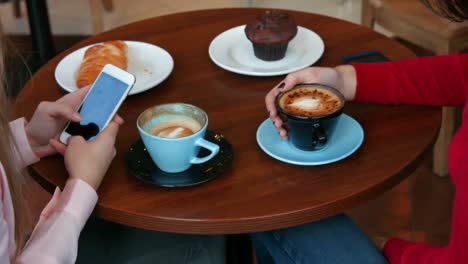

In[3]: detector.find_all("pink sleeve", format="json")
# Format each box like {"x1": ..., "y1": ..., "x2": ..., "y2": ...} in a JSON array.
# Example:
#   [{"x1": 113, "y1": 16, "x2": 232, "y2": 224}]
[
  {"x1": 0, "y1": 201, "x2": 12, "y2": 263},
  {"x1": 9, "y1": 118, "x2": 39, "y2": 168},
  {"x1": 353, "y1": 54, "x2": 468, "y2": 106},
  {"x1": 17, "y1": 179, "x2": 98, "y2": 264}
]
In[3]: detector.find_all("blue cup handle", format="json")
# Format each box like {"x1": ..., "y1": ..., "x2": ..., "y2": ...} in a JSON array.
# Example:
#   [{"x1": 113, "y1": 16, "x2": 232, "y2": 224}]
[{"x1": 190, "y1": 138, "x2": 220, "y2": 164}]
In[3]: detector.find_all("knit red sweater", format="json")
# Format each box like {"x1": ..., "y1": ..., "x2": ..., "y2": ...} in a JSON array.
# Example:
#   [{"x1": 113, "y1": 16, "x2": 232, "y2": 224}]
[{"x1": 353, "y1": 54, "x2": 468, "y2": 264}]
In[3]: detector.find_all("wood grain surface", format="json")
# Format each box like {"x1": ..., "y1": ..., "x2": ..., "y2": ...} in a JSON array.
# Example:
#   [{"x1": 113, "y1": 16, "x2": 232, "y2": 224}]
[{"x1": 15, "y1": 8, "x2": 441, "y2": 234}]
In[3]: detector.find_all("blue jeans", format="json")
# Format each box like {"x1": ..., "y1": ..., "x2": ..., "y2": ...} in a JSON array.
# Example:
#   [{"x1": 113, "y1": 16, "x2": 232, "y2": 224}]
[{"x1": 250, "y1": 214, "x2": 388, "y2": 264}]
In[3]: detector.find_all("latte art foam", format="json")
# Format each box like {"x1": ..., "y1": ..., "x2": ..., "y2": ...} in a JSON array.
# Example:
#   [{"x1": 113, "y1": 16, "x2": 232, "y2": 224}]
[
  {"x1": 153, "y1": 126, "x2": 194, "y2": 138},
  {"x1": 288, "y1": 97, "x2": 320, "y2": 110},
  {"x1": 148, "y1": 115, "x2": 202, "y2": 139},
  {"x1": 279, "y1": 86, "x2": 343, "y2": 117}
]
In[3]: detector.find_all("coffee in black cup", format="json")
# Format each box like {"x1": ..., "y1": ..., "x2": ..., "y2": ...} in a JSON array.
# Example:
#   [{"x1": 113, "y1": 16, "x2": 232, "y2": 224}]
[{"x1": 275, "y1": 84, "x2": 345, "y2": 151}]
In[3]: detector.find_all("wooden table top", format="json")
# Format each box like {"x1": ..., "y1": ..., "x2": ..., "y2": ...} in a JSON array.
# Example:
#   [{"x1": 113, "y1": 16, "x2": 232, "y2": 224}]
[{"x1": 15, "y1": 8, "x2": 441, "y2": 234}]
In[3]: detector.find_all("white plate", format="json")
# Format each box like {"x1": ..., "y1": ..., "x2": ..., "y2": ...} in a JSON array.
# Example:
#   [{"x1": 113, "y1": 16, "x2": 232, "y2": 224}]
[
  {"x1": 55, "y1": 41, "x2": 174, "y2": 95},
  {"x1": 209, "y1": 25, "x2": 324, "y2": 76},
  {"x1": 256, "y1": 114, "x2": 364, "y2": 165}
]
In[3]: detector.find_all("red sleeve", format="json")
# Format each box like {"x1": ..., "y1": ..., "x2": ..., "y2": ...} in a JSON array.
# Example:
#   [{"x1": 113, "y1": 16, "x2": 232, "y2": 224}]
[
  {"x1": 354, "y1": 54, "x2": 468, "y2": 264},
  {"x1": 382, "y1": 176, "x2": 468, "y2": 264},
  {"x1": 383, "y1": 238, "x2": 447, "y2": 264},
  {"x1": 353, "y1": 54, "x2": 468, "y2": 106}
]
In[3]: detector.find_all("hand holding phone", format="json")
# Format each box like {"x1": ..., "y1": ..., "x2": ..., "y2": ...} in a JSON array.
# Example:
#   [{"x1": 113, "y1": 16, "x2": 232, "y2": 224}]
[
  {"x1": 64, "y1": 120, "x2": 121, "y2": 190},
  {"x1": 60, "y1": 64, "x2": 135, "y2": 144}
]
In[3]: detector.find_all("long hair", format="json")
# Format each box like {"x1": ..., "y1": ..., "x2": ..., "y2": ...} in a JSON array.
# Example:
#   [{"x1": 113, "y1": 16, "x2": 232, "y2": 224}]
[
  {"x1": 0, "y1": 23, "x2": 31, "y2": 252},
  {"x1": 421, "y1": 0, "x2": 468, "y2": 22}
]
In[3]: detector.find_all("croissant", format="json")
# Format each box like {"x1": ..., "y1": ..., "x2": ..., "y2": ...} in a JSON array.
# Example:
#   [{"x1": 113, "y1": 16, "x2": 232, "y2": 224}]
[{"x1": 76, "y1": 40, "x2": 128, "y2": 88}]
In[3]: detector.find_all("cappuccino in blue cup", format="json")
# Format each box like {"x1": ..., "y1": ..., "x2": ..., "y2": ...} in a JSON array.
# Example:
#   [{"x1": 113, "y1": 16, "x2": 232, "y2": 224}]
[{"x1": 137, "y1": 103, "x2": 220, "y2": 173}]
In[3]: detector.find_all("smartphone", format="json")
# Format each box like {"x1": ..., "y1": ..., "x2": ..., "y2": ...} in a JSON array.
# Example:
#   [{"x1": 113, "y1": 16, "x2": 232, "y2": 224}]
[
  {"x1": 342, "y1": 50, "x2": 389, "y2": 64},
  {"x1": 59, "y1": 64, "x2": 135, "y2": 144}
]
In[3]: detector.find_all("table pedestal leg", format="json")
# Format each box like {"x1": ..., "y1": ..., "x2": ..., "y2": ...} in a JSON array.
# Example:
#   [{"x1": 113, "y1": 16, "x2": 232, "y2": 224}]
[{"x1": 226, "y1": 234, "x2": 254, "y2": 264}]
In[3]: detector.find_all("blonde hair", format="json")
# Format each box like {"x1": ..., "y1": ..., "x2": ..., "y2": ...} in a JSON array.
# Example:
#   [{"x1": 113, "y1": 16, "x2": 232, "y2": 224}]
[{"x1": 0, "y1": 24, "x2": 31, "y2": 252}]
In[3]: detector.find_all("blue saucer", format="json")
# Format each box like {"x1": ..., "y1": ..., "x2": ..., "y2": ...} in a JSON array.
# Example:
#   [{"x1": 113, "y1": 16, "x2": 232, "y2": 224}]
[{"x1": 256, "y1": 114, "x2": 364, "y2": 165}]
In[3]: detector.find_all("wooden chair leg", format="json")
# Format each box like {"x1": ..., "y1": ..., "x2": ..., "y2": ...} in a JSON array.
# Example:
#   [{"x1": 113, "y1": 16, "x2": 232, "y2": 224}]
[
  {"x1": 361, "y1": 0, "x2": 374, "y2": 28},
  {"x1": 433, "y1": 107, "x2": 457, "y2": 177},
  {"x1": 12, "y1": 0, "x2": 21, "y2": 17},
  {"x1": 89, "y1": 0, "x2": 104, "y2": 34},
  {"x1": 101, "y1": 0, "x2": 113, "y2": 12},
  {"x1": 432, "y1": 43, "x2": 459, "y2": 178}
]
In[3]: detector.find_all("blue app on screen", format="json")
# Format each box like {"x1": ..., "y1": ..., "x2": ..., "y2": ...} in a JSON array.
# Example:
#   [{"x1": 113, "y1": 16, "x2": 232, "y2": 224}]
[{"x1": 66, "y1": 72, "x2": 128, "y2": 140}]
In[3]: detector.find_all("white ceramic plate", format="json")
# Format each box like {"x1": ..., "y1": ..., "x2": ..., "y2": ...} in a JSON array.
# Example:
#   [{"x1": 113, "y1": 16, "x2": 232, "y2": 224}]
[
  {"x1": 55, "y1": 40, "x2": 174, "y2": 95},
  {"x1": 256, "y1": 114, "x2": 364, "y2": 165},
  {"x1": 209, "y1": 25, "x2": 325, "y2": 76}
]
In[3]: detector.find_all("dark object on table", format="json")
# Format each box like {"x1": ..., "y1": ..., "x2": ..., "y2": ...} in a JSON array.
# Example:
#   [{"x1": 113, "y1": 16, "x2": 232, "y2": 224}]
[
  {"x1": 126, "y1": 130, "x2": 233, "y2": 187},
  {"x1": 342, "y1": 50, "x2": 389, "y2": 64},
  {"x1": 245, "y1": 10, "x2": 297, "y2": 61}
]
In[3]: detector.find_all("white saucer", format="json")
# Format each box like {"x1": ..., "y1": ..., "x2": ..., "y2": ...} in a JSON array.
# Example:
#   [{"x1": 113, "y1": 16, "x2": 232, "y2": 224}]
[
  {"x1": 256, "y1": 114, "x2": 364, "y2": 165},
  {"x1": 208, "y1": 25, "x2": 324, "y2": 76},
  {"x1": 55, "y1": 40, "x2": 174, "y2": 95}
]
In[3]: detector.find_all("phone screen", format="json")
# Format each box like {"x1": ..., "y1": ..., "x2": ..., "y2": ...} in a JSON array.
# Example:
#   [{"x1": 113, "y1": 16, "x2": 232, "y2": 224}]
[{"x1": 65, "y1": 72, "x2": 130, "y2": 141}]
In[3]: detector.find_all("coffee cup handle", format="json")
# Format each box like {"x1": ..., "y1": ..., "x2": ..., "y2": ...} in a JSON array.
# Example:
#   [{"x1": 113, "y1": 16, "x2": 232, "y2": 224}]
[
  {"x1": 190, "y1": 138, "x2": 220, "y2": 164},
  {"x1": 312, "y1": 123, "x2": 327, "y2": 148}
]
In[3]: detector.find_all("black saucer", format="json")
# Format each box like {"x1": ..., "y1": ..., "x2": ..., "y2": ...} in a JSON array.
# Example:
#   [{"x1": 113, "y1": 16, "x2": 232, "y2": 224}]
[{"x1": 126, "y1": 131, "x2": 233, "y2": 187}]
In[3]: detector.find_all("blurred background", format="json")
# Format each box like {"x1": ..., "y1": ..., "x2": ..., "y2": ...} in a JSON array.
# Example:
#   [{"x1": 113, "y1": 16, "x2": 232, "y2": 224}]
[{"x1": 0, "y1": 0, "x2": 363, "y2": 35}]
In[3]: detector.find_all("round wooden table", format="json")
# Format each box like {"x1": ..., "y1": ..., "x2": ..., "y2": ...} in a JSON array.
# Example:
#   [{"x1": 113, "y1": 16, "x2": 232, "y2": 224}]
[{"x1": 15, "y1": 8, "x2": 441, "y2": 235}]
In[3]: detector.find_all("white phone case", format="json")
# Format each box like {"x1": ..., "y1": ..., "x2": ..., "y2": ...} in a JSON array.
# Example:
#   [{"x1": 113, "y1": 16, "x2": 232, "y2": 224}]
[{"x1": 59, "y1": 64, "x2": 135, "y2": 144}]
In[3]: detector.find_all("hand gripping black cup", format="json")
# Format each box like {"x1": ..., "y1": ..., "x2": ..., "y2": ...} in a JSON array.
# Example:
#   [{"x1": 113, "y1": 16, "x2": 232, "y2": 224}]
[{"x1": 275, "y1": 83, "x2": 345, "y2": 151}]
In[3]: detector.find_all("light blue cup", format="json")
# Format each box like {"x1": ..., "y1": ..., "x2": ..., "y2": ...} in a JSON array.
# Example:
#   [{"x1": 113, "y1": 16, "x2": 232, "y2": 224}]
[{"x1": 137, "y1": 103, "x2": 220, "y2": 173}]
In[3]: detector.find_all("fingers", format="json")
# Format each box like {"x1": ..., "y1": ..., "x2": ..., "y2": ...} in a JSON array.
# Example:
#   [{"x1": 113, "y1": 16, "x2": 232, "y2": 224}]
[
  {"x1": 96, "y1": 121, "x2": 120, "y2": 145},
  {"x1": 279, "y1": 128, "x2": 288, "y2": 140},
  {"x1": 113, "y1": 114, "x2": 125, "y2": 125},
  {"x1": 80, "y1": 85, "x2": 92, "y2": 94},
  {"x1": 68, "y1": 135, "x2": 86, "y2": 146},
  {"x1": 34, "y1": 145, "x2": 57, "y2": 158},
  {"x1": 272, "y1": 115, "x2": 283, "y2": 129},
  {"x1": 58, "y1": 85, "x2": 91, "y2": 108},
  {"x1": 50, "y1": 139, "x2": 67, "y2": 155},
  {"x1": 271, "y1": 115, "x2": 288, "y2": 140},
  {"x1": 265, "y1": 91, "x2": 277, "y2": 117},
  {"x1": 266, "y1": 68, "x2": 328, "y2": 140},
  {"x1": 371, "y1": 236, "x2": 389, "y2": 250},
  {"x1": 39, "y1": 101, "x2": 82, "y2": 122},
  {"x1": 266, "y1": 81, "x2": 290, "y2": 140},
  {"x1": 280, "y1": 67, "x2": 330, "y2": 92},
  {"x1": 267, "y1": 68, "x2": 313, "y2": 114},
  {"x1": 72, "y1": 85, "x2": 91, "y2": 100},
  {"x1": 103, "y1": 121, "x2": 120, "y2": 139},
  {"x1": 279, "y1": 71, "x2": 306, "y2": 92}
]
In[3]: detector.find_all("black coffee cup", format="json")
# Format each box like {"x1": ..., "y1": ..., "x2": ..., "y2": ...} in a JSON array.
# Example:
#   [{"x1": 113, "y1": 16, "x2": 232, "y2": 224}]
[{"x1": 275, "y1": 83, "x2": 345, "y2": 151}]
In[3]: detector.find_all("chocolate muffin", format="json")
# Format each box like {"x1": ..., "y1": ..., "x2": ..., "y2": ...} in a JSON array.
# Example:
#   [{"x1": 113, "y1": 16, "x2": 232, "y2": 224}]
[{"x1": 245, "y1": 10, "x2": 298, "y2": 61}]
